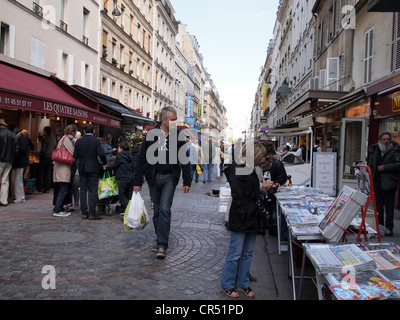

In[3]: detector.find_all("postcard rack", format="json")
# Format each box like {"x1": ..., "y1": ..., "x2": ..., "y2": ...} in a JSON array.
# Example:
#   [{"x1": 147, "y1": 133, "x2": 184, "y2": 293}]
[{"x1": 350, "y1": 164, "x2": 381, "y2": 243}]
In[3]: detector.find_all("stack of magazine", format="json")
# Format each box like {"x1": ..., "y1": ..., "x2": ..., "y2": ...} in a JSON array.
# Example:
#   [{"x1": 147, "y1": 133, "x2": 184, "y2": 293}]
[
  {"x1": 318, "y1": 186, "x2": 368, "y2": 242},
  {"x1": 304, "y1": 243, "x2": 376, "y2": 274}
]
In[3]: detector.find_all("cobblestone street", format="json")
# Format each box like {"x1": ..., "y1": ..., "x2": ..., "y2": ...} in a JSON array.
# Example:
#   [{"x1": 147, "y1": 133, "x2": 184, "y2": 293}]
[{"x1": 0, "y1": 174, "x2": 320, "y2": 301}]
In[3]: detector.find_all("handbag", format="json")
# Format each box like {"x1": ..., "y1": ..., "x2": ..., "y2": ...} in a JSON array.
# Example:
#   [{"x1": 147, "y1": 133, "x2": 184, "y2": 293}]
[
  {"x1": 124, "y1": 192, "x2": 150, "y2": 230},
  {"x1": 98, "y1": 171, "x2": 119, "y2": 200},
  {"x1": 52, "y1": 136, "x2": 74, "y2": 165}
]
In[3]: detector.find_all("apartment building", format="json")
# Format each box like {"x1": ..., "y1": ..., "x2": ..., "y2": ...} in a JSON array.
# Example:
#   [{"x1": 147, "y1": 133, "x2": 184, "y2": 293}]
[
  {"x1": 1, "y1": 0, "x2": 99, "y2": 88},
  {"x1": 100, "y1": 0, "x2": 153, "y2": 116},
  {"x1": 152, "y1": 0, "x2": 178, "y2": 118}
]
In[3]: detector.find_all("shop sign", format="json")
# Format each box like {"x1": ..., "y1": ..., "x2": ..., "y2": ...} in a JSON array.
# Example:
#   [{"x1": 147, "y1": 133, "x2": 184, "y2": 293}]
[
  {"x1": 0, "y1": 90, "x2": 121, "y2": 128},
  {"x1": 373, "y1": 90, "x2": 400, "y2": 119}
]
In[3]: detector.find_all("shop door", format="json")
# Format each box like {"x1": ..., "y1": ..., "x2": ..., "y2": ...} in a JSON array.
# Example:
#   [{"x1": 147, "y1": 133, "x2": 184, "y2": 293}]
[{"x1": 338, "y1": 118, "x2": 367, "y2": 192}]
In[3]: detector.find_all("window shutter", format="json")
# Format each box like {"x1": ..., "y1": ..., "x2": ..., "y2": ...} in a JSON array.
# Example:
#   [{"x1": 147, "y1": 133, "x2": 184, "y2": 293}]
[
  {"x1": 327, "y1": 57, "x2": 339, "y2": 91},
  {"x1": 364, "y1": 28, "x2": 373, "y2": 84}
]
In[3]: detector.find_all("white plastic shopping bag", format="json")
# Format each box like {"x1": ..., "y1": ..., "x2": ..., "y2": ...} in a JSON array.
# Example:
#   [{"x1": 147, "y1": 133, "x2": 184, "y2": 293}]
[{"x1": 124, "y1": 192, "x2": 150, "y2": 230}]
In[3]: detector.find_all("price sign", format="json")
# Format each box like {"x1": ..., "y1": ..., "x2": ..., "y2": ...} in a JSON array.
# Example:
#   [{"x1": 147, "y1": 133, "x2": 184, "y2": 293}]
[{"x1": 313, "y1": 152, "x2": 337, "y2": 196}]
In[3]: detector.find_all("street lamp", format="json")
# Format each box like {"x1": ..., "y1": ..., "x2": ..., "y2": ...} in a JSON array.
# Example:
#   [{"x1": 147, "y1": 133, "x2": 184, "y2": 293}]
[{"x1": 104, "y1": 0, "x2": 121, "y2": 16}]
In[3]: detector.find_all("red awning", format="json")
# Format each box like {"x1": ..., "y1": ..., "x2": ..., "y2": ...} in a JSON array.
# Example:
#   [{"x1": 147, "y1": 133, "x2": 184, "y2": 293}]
[{"x1": 0, "y1": 62, "x2": 121, "y2": 128}]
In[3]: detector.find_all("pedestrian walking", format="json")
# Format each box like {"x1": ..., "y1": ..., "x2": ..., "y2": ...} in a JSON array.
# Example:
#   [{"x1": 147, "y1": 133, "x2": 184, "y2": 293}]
[
  {"x1": 202, "y1": 136, "x2": 215, "y2": 183},
  {"x1": 133, "y1": 106, "x2": 191, "y2": 259},
  {"x1": 186, "y1": 136, "x2": 199, "y2": 183},
  {"x1": 73, "y1": 123, "x2": 106, "y2": 220},
  {"x1": 0, "y1": 119, "x2": 17, "y2": 206},
  {"x1": 36, "y1": 126, "x2": 56, "y2": 193},
  {"x1": 12, "y1": 127, "x2": 29, "y2": 203},
  {"x1": 220, "y1": 140, "x2": 267, "y2": 298},
  {"x1": 104, "y1": 140, "x2": 135, "y2": 215},
  {"x1": 53, "y1": 124, "x2": 77, "y2": 217},
  {"x1": 214, "y1": 140, "x2": 221, "y2": 179},
  {"x1": 368, "y1": 132, "x2": 400, "y2": 236}
]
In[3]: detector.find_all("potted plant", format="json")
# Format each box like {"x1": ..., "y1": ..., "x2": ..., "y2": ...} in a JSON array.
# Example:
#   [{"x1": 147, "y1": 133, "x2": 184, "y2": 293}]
[
  {"x1": 120, "y1": 64, "x2": 125, "y2": 71},
  {"x1": 102, "y1": 48, "x2": 107, "y2": 58},
  {"x1": 129, "y1": 69, "x2": 134, "y2": 76},
  {"x1": 112, "y1": 58, "x2": 118, "y2": 65}
]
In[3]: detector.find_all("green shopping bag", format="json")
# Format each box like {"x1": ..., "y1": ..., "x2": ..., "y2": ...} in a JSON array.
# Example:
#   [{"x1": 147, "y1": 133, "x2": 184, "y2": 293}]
[{"x1": 98, "y1": 171, "x2": 119, "y2": 200}]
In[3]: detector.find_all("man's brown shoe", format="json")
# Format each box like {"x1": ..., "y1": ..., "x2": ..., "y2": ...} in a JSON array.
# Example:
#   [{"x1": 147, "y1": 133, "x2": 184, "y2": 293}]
[
  {"x1": 89, "y1": 215, "x2": 102, "y2": 220},
  {"x1": 156, "y1": 247, "x2": 166, "y2": 259}
]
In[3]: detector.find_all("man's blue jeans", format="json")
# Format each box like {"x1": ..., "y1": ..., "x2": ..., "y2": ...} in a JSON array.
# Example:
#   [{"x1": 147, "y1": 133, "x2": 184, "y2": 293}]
[
  {"x1": 148, "y1": 173, "x2": 177, "y2": 249},
  {"x1": 220, "y1": 231, "x2": 257, "y2": 290}
]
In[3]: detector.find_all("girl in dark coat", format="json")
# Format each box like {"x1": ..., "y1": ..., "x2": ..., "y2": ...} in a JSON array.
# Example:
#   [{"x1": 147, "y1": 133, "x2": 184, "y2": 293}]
[{"x1": 220, "y1": 140, "x2": 267, "y2": 298}]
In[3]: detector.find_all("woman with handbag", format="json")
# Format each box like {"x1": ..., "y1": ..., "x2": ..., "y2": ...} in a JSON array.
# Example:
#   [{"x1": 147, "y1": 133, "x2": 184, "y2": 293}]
[
  {"x1": 220, "y1": 140, "x2": 267, "y2": 298},
  {"x1": 52, "y1": 124, "x2": 77, "y2": 217}
]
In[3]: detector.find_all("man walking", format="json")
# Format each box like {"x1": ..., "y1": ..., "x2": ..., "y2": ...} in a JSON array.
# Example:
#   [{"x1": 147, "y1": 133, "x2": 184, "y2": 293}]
[
  {"x1": 133, "y1": 106, "x2": 191, "y2": 259},
  {"x1": 368, "y1": 132, "x2": 400, "y2": 236},
  {"x1": 0, "y1": 119, "x2": 17, "y2": 206},
  {"x1": 202, "y1": 136, "x2": 215, "y2": 183},
  {"x1": 74, "y1": 123, "x2": 106, "y2": 220}
]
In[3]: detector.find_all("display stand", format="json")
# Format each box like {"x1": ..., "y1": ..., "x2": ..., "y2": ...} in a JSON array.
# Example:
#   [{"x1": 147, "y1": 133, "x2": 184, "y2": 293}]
[{"x1": 355, "y1": 164, "x2": 381, "y2": 242}]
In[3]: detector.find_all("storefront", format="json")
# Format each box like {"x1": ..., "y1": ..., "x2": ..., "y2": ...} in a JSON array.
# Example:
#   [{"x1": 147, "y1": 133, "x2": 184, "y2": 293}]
[
  {"x1": 367, "y1": 70, "x2": 400, "y2": 208},
  {"x1": 0, "y1": 59, "x2": 121, "y2": 183},
  {"x1": 312, "y1": 88, "x2": 370, "y2": 192}
]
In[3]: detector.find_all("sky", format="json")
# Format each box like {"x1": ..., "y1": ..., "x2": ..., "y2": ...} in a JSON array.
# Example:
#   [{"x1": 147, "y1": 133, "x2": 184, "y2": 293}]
[{"x1": 171, "y1": 0, "x2": 280, "y2": 138}]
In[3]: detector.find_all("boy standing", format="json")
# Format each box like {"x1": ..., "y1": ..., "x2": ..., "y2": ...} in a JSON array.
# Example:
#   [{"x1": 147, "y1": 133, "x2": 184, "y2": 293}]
[{"x1": 104, "y1": 141, "x2": 135, "y2": 215}]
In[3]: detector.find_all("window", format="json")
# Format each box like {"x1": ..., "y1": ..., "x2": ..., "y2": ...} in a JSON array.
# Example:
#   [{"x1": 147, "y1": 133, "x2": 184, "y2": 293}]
[
  {"x1": 364, "y1": 28, "x2": 373, "y2": 84},
  {"x1": 31, "y1": 37, "x2": 45, "y2": 69},
  {"x1": 82, "y1": 8, "x2": 89, "y2": 45},
  {"x1": 0, "y1": 23, "x2": 9, "y2": 55},
  {"x1": 391, "y1": 12, "x2": 400, "y2": 72},
  {"x1": 339, "y1": 53, "x2": 345, "y2": 91}
]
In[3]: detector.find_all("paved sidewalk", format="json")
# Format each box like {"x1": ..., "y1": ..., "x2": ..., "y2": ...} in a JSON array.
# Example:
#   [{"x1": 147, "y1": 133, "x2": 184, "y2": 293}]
[{"x1": 1, "y1": 175, "x2": 398, "y2": 300}]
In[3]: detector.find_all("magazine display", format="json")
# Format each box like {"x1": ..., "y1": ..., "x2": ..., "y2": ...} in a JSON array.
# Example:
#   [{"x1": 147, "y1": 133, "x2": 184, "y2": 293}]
[
  {"x1": 318, "y1": 186, "x2": 368, "y2": 242},
  {"x1": 304, "y1": 243, "x2": 376, "y2": 274}
]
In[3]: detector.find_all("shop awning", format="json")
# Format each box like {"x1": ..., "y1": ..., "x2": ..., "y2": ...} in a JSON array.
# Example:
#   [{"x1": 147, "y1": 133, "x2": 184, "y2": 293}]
[
  {"x1": 0, "y1": 62, "x2": 121, "y2": 128},
  {"x1": 73, "y1": 85, "x2": 155, "y2": 127},
  {"x1": 262, "y1": 126, "x2": 313, "y2": 137}
]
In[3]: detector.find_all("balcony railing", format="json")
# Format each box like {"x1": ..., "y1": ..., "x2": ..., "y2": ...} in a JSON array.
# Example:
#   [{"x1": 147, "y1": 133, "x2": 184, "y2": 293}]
[
  {"x1": 60, "y1": 20, "x2": 68, "y2": 32},
  {"x1": 82, "y1": 35, "x2": 89, "y2": 45},
  {"x1": 33, "y1": 2, "x2": 43, "y2": 17}
]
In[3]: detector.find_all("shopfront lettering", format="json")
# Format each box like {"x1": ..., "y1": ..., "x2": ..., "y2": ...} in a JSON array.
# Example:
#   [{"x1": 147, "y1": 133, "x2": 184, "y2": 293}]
[
  {"x1": 0, "y1": 95, "x2": 32, "y2": 108},
  {"x1": 43, "y1": 101, "x2": 89, "y2": 118},
  {"x1": 392, "y1": 91, "x2": 400, "y2": 113}
]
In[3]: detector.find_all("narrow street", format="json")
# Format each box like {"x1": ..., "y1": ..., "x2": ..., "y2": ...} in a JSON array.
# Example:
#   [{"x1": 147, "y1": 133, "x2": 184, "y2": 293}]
[{"x1": 0, "y1": 174, "x2": 318, "y2": 301}]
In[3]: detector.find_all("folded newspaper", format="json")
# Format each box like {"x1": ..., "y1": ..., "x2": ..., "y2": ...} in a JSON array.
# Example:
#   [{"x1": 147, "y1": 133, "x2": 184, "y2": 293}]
[
  {"x1": 304, "y1": 243, "x2": 377, "y2": 274},
  {"x1": 318, "y1": 186, "x2": 368, "y2": 242}
]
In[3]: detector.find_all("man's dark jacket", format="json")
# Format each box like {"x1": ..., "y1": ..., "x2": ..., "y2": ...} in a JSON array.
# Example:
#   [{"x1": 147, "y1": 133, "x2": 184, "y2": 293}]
[
  {"x1": 0, "y1": 127, "x2": 17, "y2": 164},
  {"x1": 368, "y1": 141, "x2": 400, "y2": 191},
  {"x1": 133, "y1": 122, "x2": 191, "y2": 187},
  {"x1": 74, "y1": 134, "x2": 106, "y2": 175}
]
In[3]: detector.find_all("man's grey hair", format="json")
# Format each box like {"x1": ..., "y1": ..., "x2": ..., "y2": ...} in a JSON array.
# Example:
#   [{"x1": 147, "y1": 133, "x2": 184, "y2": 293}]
[{"x1": 161, "y1": 106, "x2": 177, "y2": 120}]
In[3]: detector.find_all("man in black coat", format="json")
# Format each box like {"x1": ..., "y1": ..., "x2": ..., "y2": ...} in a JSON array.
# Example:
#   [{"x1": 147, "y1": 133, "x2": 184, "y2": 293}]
[
  {"x1": 133, "y1": 106, "x2": 191, "y2": 259},
  {"x1": 368, "y1": 132, "x2": 400, "y2": 236},
  {"x1": 74, "y1": 123, "x2": 106, "y2": 220},
  {"x1": 13, "y1": 127, "x2": 29, "y2": 203}
]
